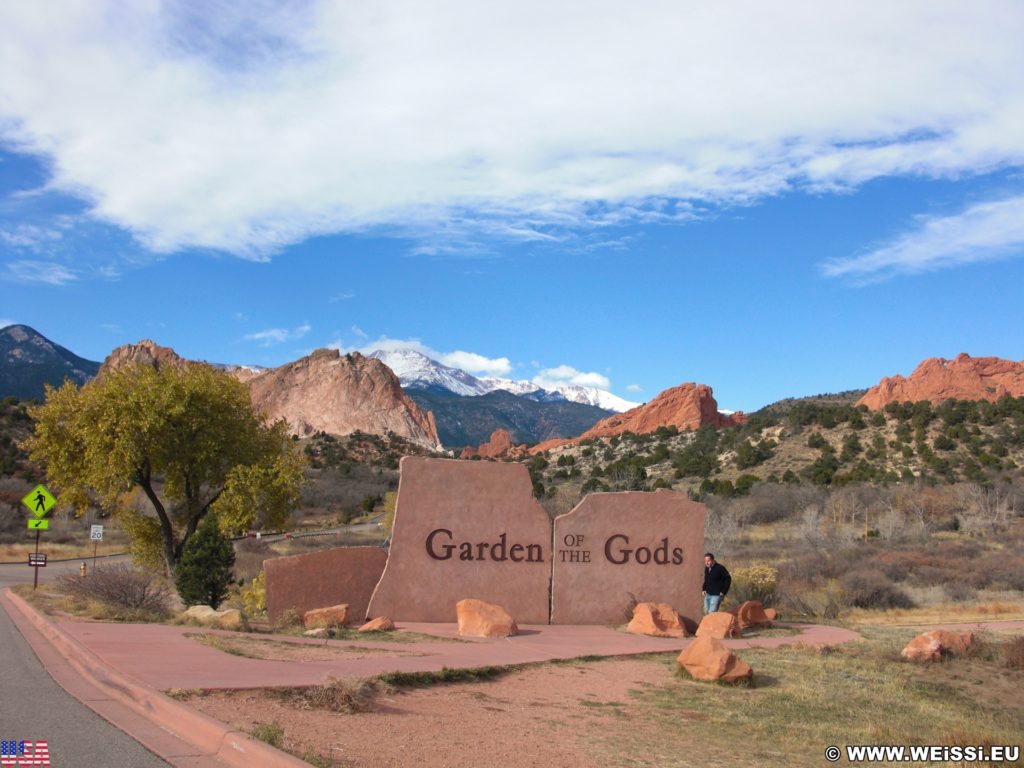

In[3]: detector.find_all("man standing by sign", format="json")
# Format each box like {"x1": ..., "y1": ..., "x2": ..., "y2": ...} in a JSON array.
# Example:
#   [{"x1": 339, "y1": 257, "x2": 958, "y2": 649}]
[{"x1": 702, "y1": 552, "x2": 731, "y2": 613}]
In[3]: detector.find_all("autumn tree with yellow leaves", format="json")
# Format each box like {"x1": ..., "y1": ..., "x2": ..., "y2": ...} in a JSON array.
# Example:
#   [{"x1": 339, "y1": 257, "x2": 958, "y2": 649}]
[{"x1": 27, "y1": 363, "x2": 304, "y2": 577}]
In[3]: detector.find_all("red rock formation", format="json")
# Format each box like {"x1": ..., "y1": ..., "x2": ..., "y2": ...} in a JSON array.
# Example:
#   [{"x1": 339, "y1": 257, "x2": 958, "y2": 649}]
[
  {"x1": 97, "y1": 339, "x2": 188, "y2": 376},
  {"x1": 247, "y1": 349, "x2": 441, "y2": 448},
  {"x1": 460, "y1": 428, "x2": 528, "y2": 459},
  {"x1": 528, "y1": 382, "x2": 743, "y2": 454},
  {"x1": 858, "y1": 354, "x2": 1024, "y2": 410}
]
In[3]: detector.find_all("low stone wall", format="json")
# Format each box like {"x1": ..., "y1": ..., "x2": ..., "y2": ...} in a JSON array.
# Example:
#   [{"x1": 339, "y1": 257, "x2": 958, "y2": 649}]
[{"x1": 264, "y1": 545, "x2": 387, "y2": 625}]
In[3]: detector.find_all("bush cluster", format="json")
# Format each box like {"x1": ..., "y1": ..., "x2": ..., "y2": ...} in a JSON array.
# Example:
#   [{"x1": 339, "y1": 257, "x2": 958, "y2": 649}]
[{"x1": 58, "y1": 564, "x2": 172, "y2": 616}]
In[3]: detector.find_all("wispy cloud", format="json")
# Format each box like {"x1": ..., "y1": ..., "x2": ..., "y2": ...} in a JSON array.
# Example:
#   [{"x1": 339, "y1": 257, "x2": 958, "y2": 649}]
[
  {"x1": 1, "y1": 3, "x2": 1023, "y2": 256},
  {"x1": 822, "y1": 195, "x2": 1024, "y2": 281},
  {"x1": 328, "y1": 291, "x2": 355, "y2": 302},
  {"x1": 0, "y1": 222, "x2": 65, "y2": 250},
  {"x1": 626, "y1": 384, "x2": 643, "y2": 393},
  {"x1": 533, "y1": 364, "x2": 611, "y2": 391},
  {"x1": 3, "y1": 260, "x2": 77, "y2": 285},
  {"x1": 244, "y1": 322, "x2": 311, "y2": 346}
]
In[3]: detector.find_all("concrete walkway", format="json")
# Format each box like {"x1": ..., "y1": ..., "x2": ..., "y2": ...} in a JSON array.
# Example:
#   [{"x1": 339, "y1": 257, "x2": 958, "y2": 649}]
[{"x1": 55, "y1": 615, "x2": 861, "y2": 690}]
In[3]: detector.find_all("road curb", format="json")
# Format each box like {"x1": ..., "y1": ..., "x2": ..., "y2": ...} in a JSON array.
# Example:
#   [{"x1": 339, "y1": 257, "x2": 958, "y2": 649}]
[{"x1": 1, "y1": 588, "x2": 308, "y2": 768}]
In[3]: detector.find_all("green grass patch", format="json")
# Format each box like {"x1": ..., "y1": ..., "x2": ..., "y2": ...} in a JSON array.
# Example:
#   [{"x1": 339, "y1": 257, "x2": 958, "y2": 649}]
[
  {"x1": 376, "y1": 665, "x2": 513, "y2": 688},
  {"x1": 250, "y1": 721, "x2": 284, "y2": 748}
]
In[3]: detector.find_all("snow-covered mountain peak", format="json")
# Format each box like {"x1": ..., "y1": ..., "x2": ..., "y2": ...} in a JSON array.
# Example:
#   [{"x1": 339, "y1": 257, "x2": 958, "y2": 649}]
[{"x1": 368, "y1": 348, "x2": 638, "y2": 412}]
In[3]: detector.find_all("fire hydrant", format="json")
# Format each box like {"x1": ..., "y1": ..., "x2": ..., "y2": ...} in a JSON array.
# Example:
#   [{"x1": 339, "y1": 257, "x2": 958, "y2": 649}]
[{"x1": 80, "y1": 562, "x2": 87, "y2": 578}]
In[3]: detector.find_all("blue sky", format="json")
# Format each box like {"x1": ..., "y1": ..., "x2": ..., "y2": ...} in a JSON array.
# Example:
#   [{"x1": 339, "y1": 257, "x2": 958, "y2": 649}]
[{"x1": 2, "y1": 2, "x2": 1024, "y2": 413}]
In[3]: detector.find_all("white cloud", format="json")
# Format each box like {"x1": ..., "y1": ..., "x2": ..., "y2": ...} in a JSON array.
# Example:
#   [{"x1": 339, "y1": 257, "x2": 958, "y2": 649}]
[
  {"x1": 3, "y1": 260, "x2": 77, "y2": 285},
  {"x1": 0, "y1": 318, "x2": 16, "y2": 328},
  {"x1": 440, "y1": 350, "x2": 511, "y2": 376},
  {"x1": 626, "y1": 384, "x2": 643, "y2": 393},
  {"x1": 1, "y1": 3, "x2": 1023, "y2": 256},
  {"x1": 354, "y1": 337, "x2": 434, "y2": 357},
  {"x1": 533, "y1": 364, "x2": 611, "y2": 391},
  {"x1": 244, "y1": 322, "x2": 311, "y2": 346},
  {"x1": 352, "y1": 336, "x2": 512, "y2": 375},
  {"x1": 328, "y1": 291, "x2": 355, "y2": 302},
  {"x1": 822, "y1": 195, "x2": 1024, "y2": 281}
]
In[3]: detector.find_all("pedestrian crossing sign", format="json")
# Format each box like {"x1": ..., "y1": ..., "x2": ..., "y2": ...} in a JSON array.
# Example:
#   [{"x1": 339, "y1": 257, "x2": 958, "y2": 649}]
[{"x1": 22, "y1": 484, "x2": 56, "y2": 518}]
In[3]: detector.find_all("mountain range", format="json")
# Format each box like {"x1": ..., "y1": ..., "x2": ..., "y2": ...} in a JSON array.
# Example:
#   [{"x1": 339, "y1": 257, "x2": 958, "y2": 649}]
[
  {"x1": 5, "y1": 324, "x2": 1023, "y2": 454},
  {"x1": 0, "y1": 326, "x2": 616, "y2": 447},
  {"x1": 0, "y1": 325, "x2": 100, "y2": 399}
]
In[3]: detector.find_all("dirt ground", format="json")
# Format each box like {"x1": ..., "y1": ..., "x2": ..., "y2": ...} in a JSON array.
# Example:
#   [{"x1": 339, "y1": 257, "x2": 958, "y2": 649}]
[
  {"x1": 177, "y1": 625, "x2": 1024, "y2": 768},
  {"x1": 182, "y1": 656, "x2": 677, "y2": 768}
]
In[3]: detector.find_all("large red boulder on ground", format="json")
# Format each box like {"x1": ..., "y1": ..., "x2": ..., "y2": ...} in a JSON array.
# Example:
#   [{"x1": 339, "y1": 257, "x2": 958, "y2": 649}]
[
  {"x1": 303, "y1": 604, "x2": 350, "y2": 629},
  {"x1": 696, "y1": 611, "x2": 742, "y2": 639},
  {"x1": 627, "y1": 602, "x2": 688, "y2": 638},
  {"x1": 677, "y1": 636, "x2": 753, "y2": 683},
  {"x1": 358, "y1": 616, "x2": 396, "y2": 632},
  {"x1": 456, "y1": 599, "x2": 518, "y2": 638},
  {"x1": 901, "y1": 629, "x2": 976, "y2": 662},
  {"x1": 731, "y1": 601, "x2": 774, "y2": 630}
]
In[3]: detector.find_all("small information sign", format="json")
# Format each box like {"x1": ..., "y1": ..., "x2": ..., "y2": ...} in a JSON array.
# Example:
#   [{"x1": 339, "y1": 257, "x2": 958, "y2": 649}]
[
  {"x1": 27, "y1": 519, "x2": 50, "y2": 531},
  {"x1": 28, "y1": 553, "x2": 47, "y2": 567},
  {"x1": 90, "y1": 525, "x2": 104, "y2": 541}
]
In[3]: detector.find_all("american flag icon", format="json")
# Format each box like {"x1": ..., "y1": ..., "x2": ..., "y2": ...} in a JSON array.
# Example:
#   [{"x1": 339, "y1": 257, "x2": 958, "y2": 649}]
[{"x1": 0, "y1": 740, "x2": 50, "y2": 766}]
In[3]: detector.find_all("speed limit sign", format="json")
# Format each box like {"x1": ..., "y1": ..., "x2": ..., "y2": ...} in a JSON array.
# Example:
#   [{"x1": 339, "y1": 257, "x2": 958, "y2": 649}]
[{"x1": 90, "y1": 525, "x2": 104, "y2": 541}]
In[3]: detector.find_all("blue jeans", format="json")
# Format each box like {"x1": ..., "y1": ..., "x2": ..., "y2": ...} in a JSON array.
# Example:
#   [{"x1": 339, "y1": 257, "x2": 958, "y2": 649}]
[{"x1": 704, "y1": 594, "x2": 723, "y2": 614}]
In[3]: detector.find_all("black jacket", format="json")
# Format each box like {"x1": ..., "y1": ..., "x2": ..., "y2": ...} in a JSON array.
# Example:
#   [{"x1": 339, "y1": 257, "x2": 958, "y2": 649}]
[{"x1": 703, "y1": 562, "x2": 731, "y2": 596}]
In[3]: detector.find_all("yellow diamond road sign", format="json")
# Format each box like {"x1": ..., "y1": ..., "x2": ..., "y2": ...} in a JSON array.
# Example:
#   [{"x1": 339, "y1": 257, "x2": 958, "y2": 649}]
[{"x1": 22, "y1": 484, "x2": 56, "y2": 518}]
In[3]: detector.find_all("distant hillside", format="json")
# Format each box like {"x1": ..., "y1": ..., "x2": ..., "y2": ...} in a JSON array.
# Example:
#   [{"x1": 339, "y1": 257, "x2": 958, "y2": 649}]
[
  {"x1": 407, "y1": 388, "x2": 613, "y2": 448},
  {"x1": 522, "y1": 395, "x2": 1024, "y2": 500},
  {"x1": 0, "y1": 325, "x2": 100, "y2": 399},
  {"x1": 754, "y1": 389, "x2": 868, "y2": 418}
]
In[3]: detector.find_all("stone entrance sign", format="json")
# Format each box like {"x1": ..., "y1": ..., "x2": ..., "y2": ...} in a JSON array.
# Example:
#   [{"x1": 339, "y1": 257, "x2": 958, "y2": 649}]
[
  {"x1": 551, "y1": 490, "x2": 704, "y2": 629},
  {"x1": 367, "y1": 457, "x2": 552, "y2": 623},
  {"x1": 265, "y1": 545, "x2": 387, "y2": 626}
]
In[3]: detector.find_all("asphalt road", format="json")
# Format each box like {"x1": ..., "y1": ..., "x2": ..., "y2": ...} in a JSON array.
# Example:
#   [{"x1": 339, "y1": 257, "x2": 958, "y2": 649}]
[
  {"x1": 0, "y1": 595, "x2": 169, "y2": 767},
  {"x1": 0, "y1": 553, "x2": 130, "y2": 590}
]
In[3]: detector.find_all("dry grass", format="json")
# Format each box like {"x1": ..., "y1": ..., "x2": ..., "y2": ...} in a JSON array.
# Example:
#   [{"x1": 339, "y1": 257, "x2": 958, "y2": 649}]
[
  {"x1": 847, "y1": 599, "x2": 1024, "y2": 625},
  {"x1": 268, "y1": 677, "x2": 377, "y2": 714},
  {"x1": 12, "y1": 582, "x2": 170, "y2": 623},
  {"x1": 609, "y1": 627, "x2": 1024, "y2": 767},
  {"x1": 0, "y1": 540, "x2": 127, "y2": 561}
]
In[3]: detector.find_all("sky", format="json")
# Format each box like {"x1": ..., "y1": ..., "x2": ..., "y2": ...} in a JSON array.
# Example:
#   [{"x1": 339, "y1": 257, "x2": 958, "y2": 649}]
[{"x1": 2, "y1": 1, "x2": 1023, "y2": 413}]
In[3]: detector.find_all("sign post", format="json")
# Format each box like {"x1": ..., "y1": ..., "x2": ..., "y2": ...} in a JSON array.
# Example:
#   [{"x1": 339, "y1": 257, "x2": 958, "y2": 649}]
[
  {"x1": 22, "y1": 484, "x2": 57, "y2": 590},
  {"x1": 90, "y1": 524, "x2": 104, "y2": 574}
]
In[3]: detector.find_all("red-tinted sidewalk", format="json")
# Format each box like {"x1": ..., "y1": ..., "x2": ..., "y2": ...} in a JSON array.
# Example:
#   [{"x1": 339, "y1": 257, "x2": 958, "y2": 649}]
[{"x1": 54, "y1": 615, "x2": 862, "y2": 689}]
